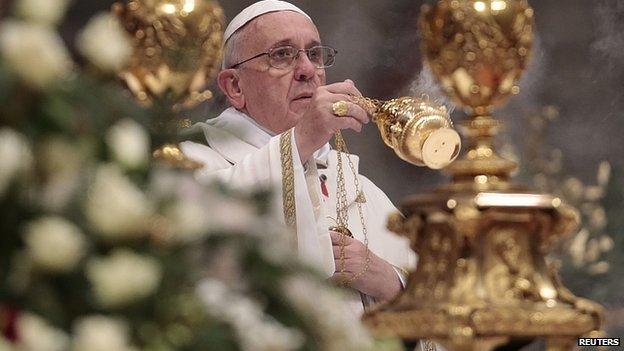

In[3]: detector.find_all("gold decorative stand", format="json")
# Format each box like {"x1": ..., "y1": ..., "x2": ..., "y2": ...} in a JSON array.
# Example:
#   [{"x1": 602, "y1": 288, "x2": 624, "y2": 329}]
[
  {"x1": 114, "y1": 0, "x2": 224, "y2": 167},
  {"x1": 362, "y1": 1, "x2": 603, "y2": 350}
]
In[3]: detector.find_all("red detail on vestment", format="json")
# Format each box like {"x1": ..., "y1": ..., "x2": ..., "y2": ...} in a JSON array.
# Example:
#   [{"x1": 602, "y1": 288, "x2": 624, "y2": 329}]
[{"x1": 320, "y1": 176, "x2": 329, "y2": 197}]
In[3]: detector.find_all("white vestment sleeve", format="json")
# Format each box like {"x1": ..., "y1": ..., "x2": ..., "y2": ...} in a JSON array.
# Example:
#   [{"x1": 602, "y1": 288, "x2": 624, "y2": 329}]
[
  {"x1": 180, "y1": 130, "x2": 335, "y2": 277},
  {"x1": 359, "y1": 175, "x2": 417, "y2": 272}
]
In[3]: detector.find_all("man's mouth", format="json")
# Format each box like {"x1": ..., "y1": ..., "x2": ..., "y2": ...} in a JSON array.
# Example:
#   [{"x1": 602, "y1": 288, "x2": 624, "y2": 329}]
[{"x1": 292, "y1": 93, "x2": 313, "y2": 101}]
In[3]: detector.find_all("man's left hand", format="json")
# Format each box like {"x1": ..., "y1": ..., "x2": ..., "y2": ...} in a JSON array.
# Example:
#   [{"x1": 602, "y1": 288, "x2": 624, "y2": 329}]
[{"x1": 329, "y1": 231, "x2": 402, "y2": 301}]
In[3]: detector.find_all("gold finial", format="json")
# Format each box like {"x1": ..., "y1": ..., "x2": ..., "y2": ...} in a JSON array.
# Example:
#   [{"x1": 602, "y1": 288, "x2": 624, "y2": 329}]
[
  {"x1": 114, "y1": 0, "x2": 224, "y2": 110},
  {"x1": 419, "y1": 0, "x2": 534, "y2": 187}
]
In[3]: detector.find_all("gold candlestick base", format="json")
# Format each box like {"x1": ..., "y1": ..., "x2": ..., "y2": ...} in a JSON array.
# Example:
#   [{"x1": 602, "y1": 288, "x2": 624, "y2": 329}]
[{"x1": 363, "y1": 191, "x2": 603, "y2": 350}]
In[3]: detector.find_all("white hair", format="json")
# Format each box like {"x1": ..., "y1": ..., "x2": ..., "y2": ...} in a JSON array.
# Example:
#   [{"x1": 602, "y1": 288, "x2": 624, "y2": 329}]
[{"x1": 221, "y1": 30, "x2": 244, "y2": 69}]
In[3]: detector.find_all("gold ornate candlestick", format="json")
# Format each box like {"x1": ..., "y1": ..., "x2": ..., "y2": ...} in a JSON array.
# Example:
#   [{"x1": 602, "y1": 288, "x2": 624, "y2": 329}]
[
  {"x1": 114, "y1": 0, "x2": 224, "y2": 110},
  {"x1": 362, "y1": 1, "x2": 603, "y2": 350},
  {"x1": 113, "y1": 0, "x2": 224, "y2": 169}
]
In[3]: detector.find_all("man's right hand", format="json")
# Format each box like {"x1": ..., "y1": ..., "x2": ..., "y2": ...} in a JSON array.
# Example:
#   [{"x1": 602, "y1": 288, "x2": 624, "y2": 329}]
[{"x1": 294, "y1": 79, "x2": 370, "y2": 163}]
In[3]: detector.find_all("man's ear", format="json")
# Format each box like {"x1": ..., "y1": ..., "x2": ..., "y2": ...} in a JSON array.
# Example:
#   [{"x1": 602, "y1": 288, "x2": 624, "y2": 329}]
[{"x1": 217, "y1": 69, "x2": 245, "y2": 109}]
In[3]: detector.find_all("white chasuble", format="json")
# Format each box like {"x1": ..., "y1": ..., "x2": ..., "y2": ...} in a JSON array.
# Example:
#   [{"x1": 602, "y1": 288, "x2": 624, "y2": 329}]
[{"x1": 180, "y1": 107, "x2": 416, "y2": 314}]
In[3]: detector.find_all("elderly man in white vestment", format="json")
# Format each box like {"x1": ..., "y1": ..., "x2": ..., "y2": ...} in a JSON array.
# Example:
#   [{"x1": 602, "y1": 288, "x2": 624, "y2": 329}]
[{"x1": 180, "y1": 0, "x2": 416, "y2": 315}]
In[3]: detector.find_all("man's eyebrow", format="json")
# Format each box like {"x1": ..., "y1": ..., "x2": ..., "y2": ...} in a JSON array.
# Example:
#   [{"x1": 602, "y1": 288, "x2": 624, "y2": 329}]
[
  {"x1": 270, "y1": 39, "x2": 294, "y2": 48},
  {"x1": 306, "y1": 40, "x2": 321, "y2": 48},
  {"x1": 269, "y1": 39, "x2": 322, "y2": 48}
]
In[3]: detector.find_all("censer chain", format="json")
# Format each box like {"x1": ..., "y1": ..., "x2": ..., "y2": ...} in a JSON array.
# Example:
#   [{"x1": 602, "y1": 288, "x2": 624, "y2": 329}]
[{"x1": 334, "y1": 130, "x2": 371, "y2": 286}]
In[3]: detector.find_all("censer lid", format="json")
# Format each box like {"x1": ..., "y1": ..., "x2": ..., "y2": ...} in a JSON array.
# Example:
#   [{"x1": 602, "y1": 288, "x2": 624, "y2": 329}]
[{"x1": 422, "y1": 128, "x2": 461, "y2": 169}]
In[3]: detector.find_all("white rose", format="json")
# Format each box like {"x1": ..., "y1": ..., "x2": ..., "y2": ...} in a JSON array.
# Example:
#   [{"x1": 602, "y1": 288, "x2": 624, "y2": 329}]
[
  {"x1": 149, "y1": 169, "x2": 257, "y2": 238},
  {"x1": 72, "y1": 315, "x2": 131, "y2": 351},
  {"x1": 15, "y1": 313, "x2": 69, "y2": 351},
  {"x1": 86, "y1": 249, "x2": 162, "y2": 308},
  {"x1": 164, "y1": 200, "x2": 211, "y2": 243},
  {"x1": 0, "y1": 128, "x2": 33, "y2": 197},
  {"x1": 0, "y1": 20, "x2": 72, "y2": 89},
  {"x1": 15, "y1": 0, "x2": 71, "y2": 26},
  {"x1": 198, "y1": 279, "x2": 303, "y2": 351},
  {"x1": 282, "y1": 275, "x2": 373, "y2": 351},
  {"x1": 38, "y1": 137, "x2": 84, "y2": 211},
  {"x1": 77, "y1": 12, "x2": 132, "y2": 72},
  {"x1": 24, "y1": 216, "x2": 87, "y2": 272},
  {"x1": 170, "y1": 193, "x2": 257, "y2": 237},
  {"x1": 208, "y1": 197, "x2": 257, "y2": 233},
  {"x1": 105, "y1": 119, "x2": 150, "y2": 169},
  {"x1": 86, "y1": 164, "x2": 154, "y2": 241},
  {"x1": 150, "y1": 168, "x2": 217, "y2": 202}
]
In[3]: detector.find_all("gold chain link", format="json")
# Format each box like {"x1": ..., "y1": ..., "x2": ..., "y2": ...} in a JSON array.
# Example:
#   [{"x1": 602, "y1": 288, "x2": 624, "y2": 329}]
[
  {"x1": 335, "y1": 116, "x2": 436, "y2": 350},
  {"x1": 334, "y1": 130, "x2": 370, "y2": 286},
  {"x1": 422, "y1": 340, "x2": 437, "y2": 351},
  {"x1": 351, "y1": 95, "x2": 382, "y2": 117}
]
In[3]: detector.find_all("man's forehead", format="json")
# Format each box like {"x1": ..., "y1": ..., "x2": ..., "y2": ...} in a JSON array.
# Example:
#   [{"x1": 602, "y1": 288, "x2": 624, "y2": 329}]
[{"x1": 243, "y1": 11, "x2": 320, "y2": 49}]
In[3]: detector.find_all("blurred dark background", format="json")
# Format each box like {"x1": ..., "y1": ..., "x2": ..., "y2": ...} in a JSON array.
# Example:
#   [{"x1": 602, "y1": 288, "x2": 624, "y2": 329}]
[
  {"x1": 3, "y1": 0, "x2": 620, "y2": 203},
  {"x1": 212, "y1": 0, "x2": 624, "y2": 206}
]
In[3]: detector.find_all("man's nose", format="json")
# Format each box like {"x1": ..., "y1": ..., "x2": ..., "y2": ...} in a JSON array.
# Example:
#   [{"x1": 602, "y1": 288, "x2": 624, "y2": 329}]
[{"x1": 293, "y1": 51, "x2": 317, "y2": 81}]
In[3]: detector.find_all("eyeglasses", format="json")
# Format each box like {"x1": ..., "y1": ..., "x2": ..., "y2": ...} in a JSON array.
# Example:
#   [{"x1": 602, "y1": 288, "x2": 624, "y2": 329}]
[{"x1": 229, "y1": 45, "x2": 338, "y2": 70}]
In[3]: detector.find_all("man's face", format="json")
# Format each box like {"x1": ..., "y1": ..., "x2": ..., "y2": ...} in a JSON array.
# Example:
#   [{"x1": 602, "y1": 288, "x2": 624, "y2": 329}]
[{"x1": 234, "y1": 11, "x2": 326, "y2": 134}]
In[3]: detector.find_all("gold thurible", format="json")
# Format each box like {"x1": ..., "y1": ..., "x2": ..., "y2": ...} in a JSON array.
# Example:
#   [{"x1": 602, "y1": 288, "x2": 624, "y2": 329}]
[
  {"x1": 352, "y1": 95, "x2": 461, "y2": 169},
  {"x1": 331, "y1": 95, "x2": 461, "y2": 289},
  {"x1": 362, "y1": 1, "x2": 603, "y2": 350}
]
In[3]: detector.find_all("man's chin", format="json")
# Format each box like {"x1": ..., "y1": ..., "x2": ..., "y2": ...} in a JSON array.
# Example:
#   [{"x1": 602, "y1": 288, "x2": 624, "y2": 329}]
[
  {"x1": 290, "y1": 98, "x2": 312, "y2": 113},
  {"x1": 286, "y1": 110, "x2": 304, "y2": 123}
]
